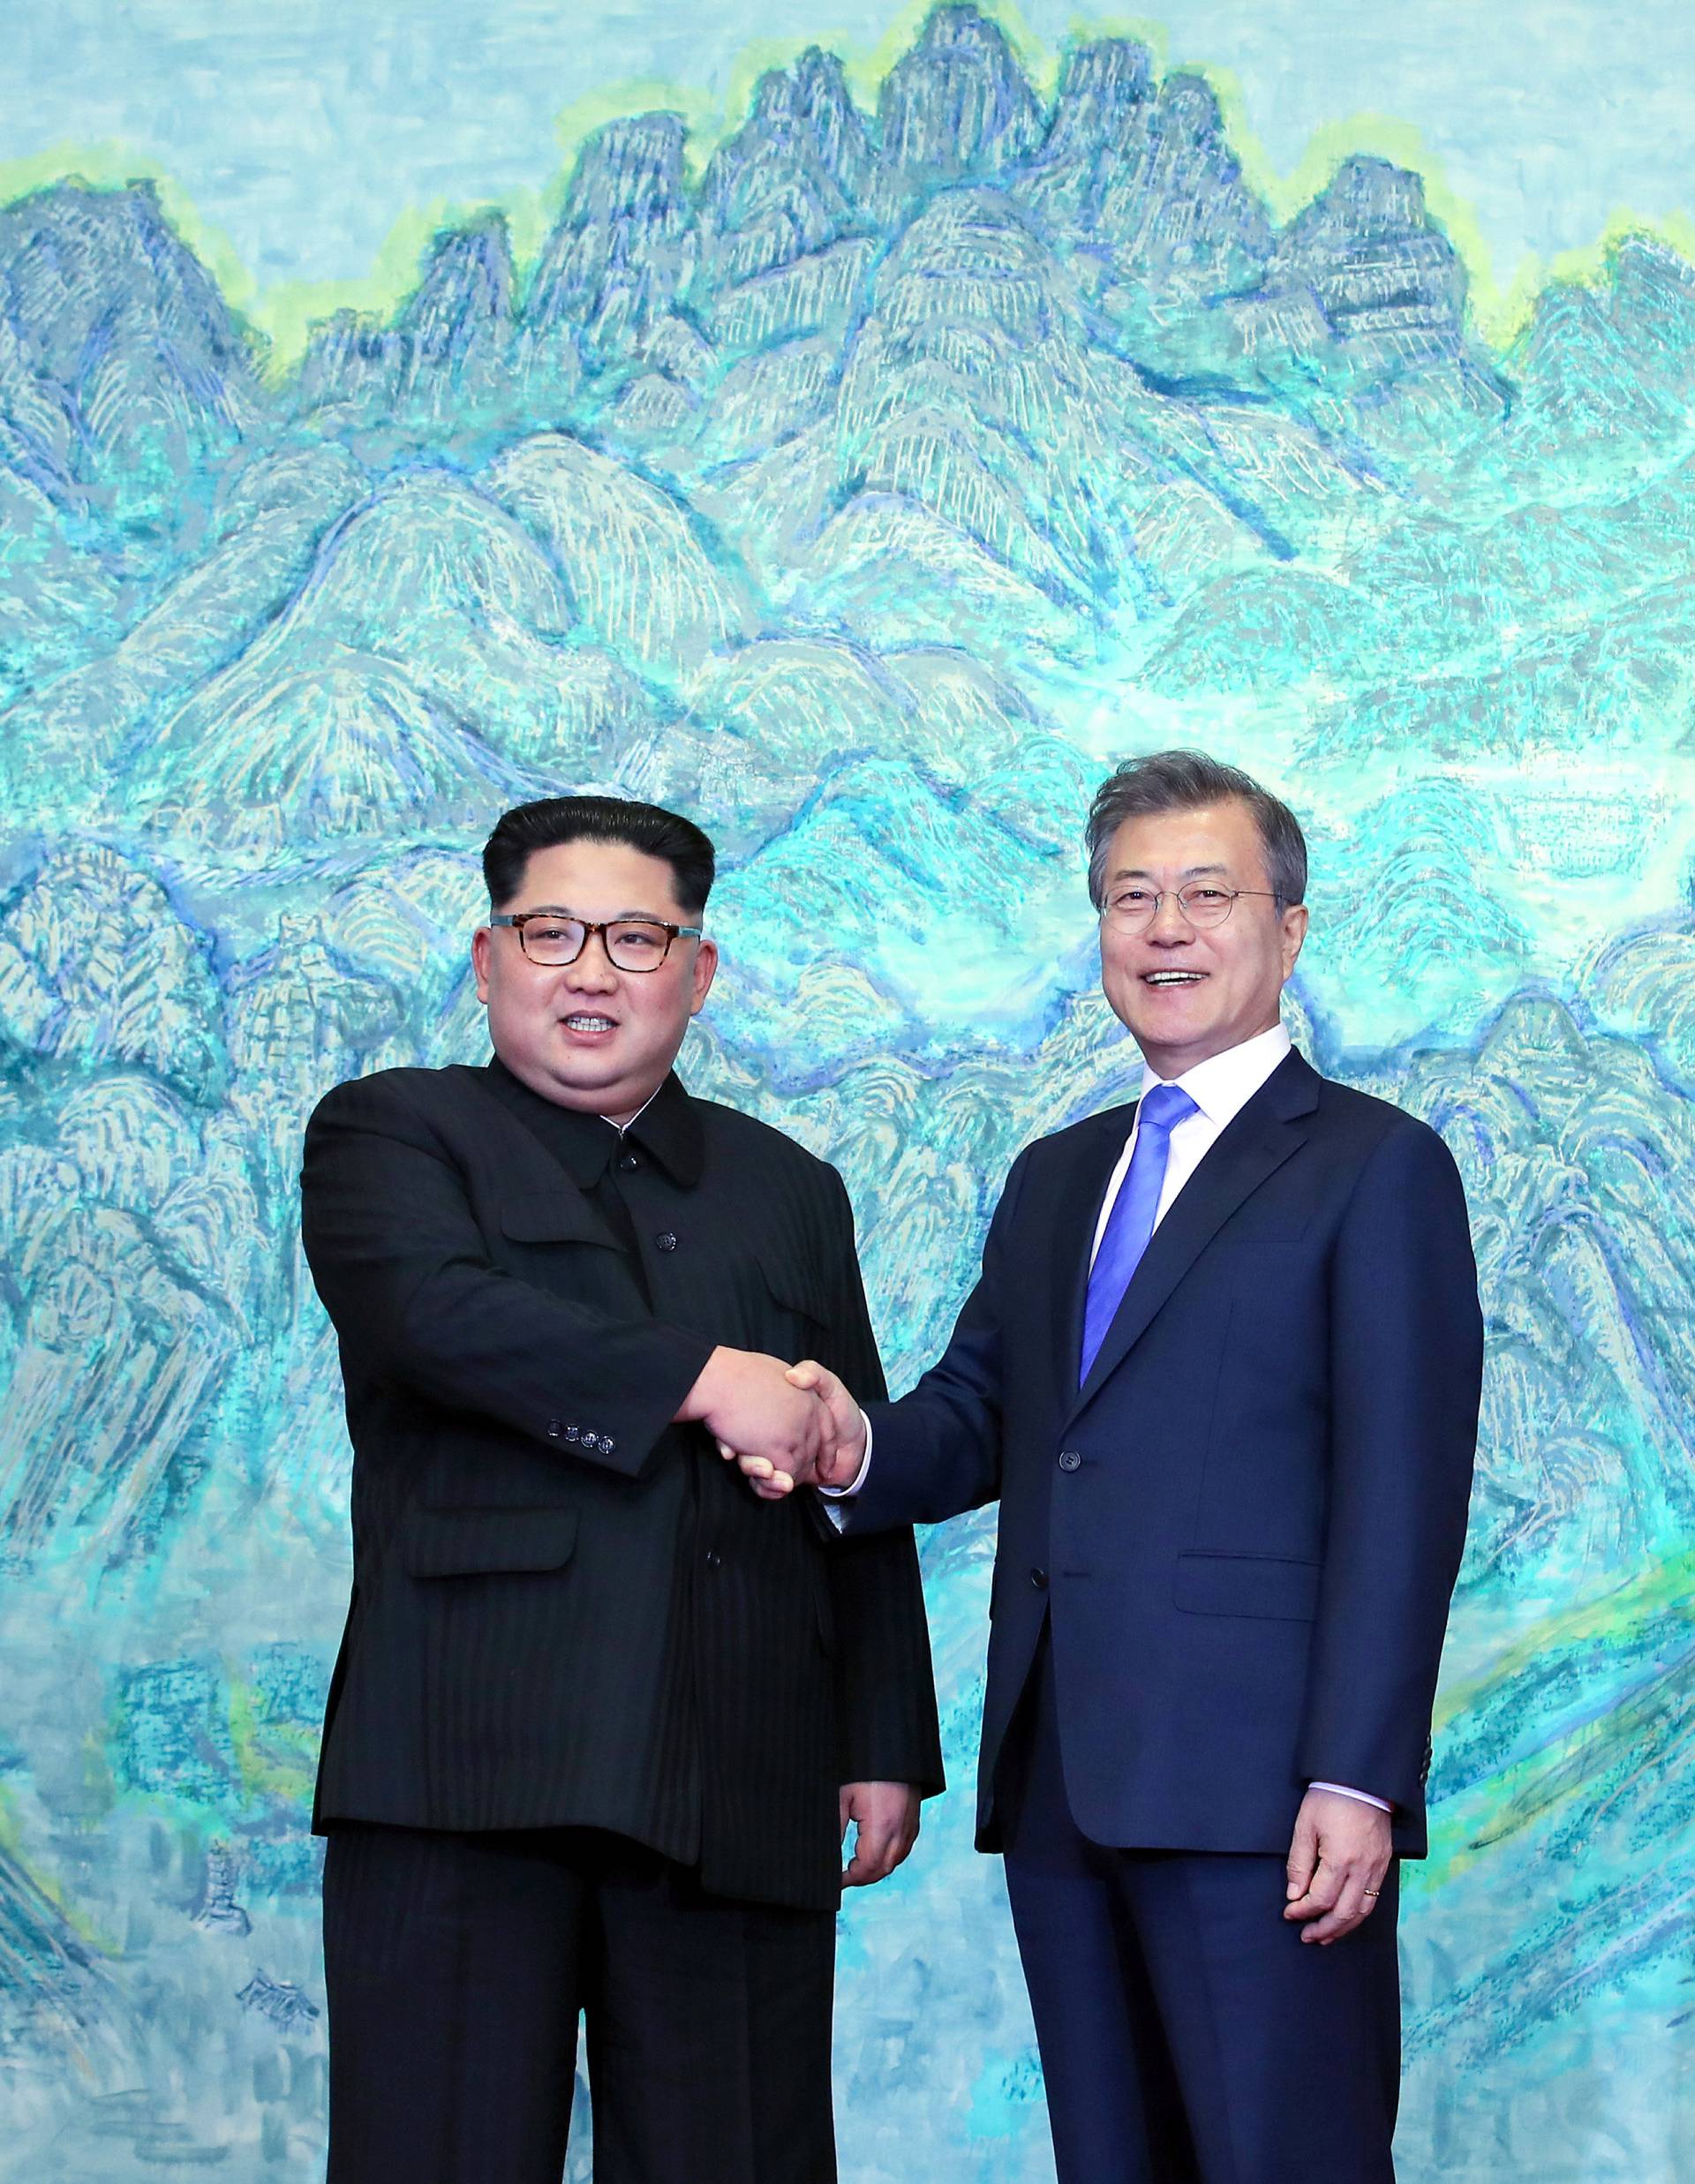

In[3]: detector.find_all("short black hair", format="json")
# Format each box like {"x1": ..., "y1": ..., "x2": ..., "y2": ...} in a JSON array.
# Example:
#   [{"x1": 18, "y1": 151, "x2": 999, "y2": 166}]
[
  {"x1": 1085, "y1": 750, "x2": 1307, "y2": 908},
  {"x1": 482, "y1": 795, "x2": 716, "y2": 915}
]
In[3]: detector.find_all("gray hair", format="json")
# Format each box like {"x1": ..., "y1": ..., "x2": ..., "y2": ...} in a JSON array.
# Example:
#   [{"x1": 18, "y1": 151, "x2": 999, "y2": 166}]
[{"x1": 1085, "y1": 749, "x2": 1308, "y2": 909}]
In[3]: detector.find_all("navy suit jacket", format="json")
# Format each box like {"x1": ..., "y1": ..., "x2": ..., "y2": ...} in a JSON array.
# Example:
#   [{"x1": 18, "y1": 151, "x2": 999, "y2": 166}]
[{"x1": 850, "y1": 1050, "x2": 1483, "y2": 1860}]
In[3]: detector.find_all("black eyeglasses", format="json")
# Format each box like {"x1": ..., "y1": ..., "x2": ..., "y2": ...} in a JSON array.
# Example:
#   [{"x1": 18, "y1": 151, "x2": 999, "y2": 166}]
[
  {"x1": 1101, "y1": 885, "x2": 1282, "y2": 932},
  {"x1": 490, "y1": 908, "x2": 704, "y2": 971}
]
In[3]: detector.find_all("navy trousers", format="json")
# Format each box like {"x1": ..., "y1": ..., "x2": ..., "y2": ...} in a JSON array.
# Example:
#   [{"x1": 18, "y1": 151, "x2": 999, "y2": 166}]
[
  {"x1": 320, "y1": 1823, "x2": 837, "y2": 2184},
  {"x1": 1000, "y1": 1644, "x2": 1402, "y2": 2184}
]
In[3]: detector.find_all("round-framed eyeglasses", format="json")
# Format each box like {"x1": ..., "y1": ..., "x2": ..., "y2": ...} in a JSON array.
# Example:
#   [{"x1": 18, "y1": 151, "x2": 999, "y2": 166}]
[
  {"x1": 1101, "y1": 884, "x2": 1282, "y2": 933},
  {"x1": 490, "y1": 908, "x2": 704, "y2": 971}
]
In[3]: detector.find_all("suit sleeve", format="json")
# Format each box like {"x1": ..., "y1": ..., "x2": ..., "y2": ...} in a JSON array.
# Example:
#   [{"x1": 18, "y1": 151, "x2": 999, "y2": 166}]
[
  {"x1": 846, "y1": 1144, "x2": 1034, "y2": 1534},
  {"x1": 812, "y1": 1168, "x2": 945, "y2": 1796},
  {"x1": 1295, "y1": 1118, "x2": 1484, "y2": 1809},
  {"x1": 299, "y1": 1073, "x2": 714, "y2": 1480}
]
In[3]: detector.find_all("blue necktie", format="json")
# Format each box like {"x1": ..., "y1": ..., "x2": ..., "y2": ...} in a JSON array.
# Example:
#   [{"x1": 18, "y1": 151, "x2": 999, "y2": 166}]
[{"x1": 1080, "y1": 1081, "x2": 1199, "y2": 1385}]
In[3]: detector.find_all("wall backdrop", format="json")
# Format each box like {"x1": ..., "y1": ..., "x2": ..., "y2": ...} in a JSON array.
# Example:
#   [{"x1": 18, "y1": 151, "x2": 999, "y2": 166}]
[{"x1": 3, "y1": 4, "x2": 1693, "y2": 2177}]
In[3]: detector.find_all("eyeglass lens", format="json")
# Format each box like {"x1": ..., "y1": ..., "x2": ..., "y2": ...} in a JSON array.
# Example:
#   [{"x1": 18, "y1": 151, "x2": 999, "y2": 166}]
[
  {"x1": 520, "y1": 917, "x2": 673, "y2": 969},
  {"x1": 1106, "y1": 886, "x2": 1236, "y2": 930}
]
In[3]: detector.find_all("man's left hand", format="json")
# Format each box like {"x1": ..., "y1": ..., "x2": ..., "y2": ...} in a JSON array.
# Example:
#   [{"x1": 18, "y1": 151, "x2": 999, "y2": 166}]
[
  {"x1": 1283, "y1": 1788, "x2": 1392, "y2": 1944},
  {"x1": 839, "y1": 1781, "x2": 922, "y2": 1887}
]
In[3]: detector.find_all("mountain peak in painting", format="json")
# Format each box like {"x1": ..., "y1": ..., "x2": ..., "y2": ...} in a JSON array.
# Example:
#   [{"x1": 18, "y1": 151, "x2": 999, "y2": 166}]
[
  {"x1": 700, "y1": 47, "x2": 876, "y2": 286},
  {"x1": 878, "y1": 3, "x2": 1045, "y2": 178},
  {"x1": 0, "y1": 8, "x2": 1608, "y2": 475},
  {"x1": 527, "y1": 111, "x2": 697, "y2": 367},
  {"x1": 0, "y1": 177, "x2": 258, "y2": 526}
]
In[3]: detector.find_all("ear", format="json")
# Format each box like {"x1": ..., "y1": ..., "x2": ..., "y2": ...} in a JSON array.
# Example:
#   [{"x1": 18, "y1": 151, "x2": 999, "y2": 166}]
[
  {"x1": 1279, "y1": 901, "x2": 1309, "y2": 981},
  {"x1": 472, "y1": 923, "x2": 493, "y2": 1005},
  {"x1": 689, "y1": 935, "x2": 719, "y2": 1017}
]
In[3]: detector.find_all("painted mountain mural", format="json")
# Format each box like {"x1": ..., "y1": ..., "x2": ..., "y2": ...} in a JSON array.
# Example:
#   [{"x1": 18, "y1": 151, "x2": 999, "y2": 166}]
[{"x1": 3, "y1": 10, "x2": 1693, "y2": 2178}]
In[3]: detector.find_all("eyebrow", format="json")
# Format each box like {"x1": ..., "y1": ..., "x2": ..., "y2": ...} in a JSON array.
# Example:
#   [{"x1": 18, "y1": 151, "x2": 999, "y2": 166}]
[{"x1": 1108, "y1": 862, "x2": 1232, "y2": 883}]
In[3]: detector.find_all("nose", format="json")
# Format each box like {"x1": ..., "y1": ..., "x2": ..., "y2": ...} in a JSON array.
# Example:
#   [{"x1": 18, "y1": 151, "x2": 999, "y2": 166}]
[
  {"x1": 1145, "y1": 893, "x2": 1196, "y2": 944},
  {"x1": 561, "y1": 932, "x2": 620, "y2": 989}
]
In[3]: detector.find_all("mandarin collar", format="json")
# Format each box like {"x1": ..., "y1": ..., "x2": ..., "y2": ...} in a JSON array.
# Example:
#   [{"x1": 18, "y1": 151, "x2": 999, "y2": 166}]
[
  {"x1": 483, "y1": 1058, "x2": 704, "y2": 1189},
  {"x1": 622, "y1": 1069, "x2": 704, "y2": 1187}
]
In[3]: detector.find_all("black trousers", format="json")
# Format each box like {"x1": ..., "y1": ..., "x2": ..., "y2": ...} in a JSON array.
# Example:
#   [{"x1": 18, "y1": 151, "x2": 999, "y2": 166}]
[
  {"x1": 321, "y1": 1824, "x2": 837, "y2": 2184},
  {"x1": 998, "y1": 1642, "x2": 1402, "y2": 2184}
]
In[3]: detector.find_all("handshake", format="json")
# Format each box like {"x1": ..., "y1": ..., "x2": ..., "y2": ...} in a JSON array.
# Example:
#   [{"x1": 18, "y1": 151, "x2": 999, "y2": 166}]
[{"x1": 676, "y1": 1348, "x2": 865, "y2": 1501}]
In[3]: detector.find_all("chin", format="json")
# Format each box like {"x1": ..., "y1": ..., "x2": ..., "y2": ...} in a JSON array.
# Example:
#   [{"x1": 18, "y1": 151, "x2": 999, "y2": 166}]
[
  {"x1": 547, "y1": 1073, "x2": 623, "y2": 1114},
  {"x1": 515, "y1": 1047, "x2": 611, "y2": 1095},
  {"x1": 1126, "y1": 1003, "x2": 1202, "y2": 1042}
]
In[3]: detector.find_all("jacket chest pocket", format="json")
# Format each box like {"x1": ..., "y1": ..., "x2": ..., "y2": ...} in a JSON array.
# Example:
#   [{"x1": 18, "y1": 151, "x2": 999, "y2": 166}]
[
  {"x1": 665, "y1": 1247, "x2": 831, "y2": 1356},
  {"x1": 496, "y1": 1195, "x2": 650, "y2": 1308},
  {"x1": 500, "y1": 1196, "x2": 623, "y2": 1251},
  {"x1": 757, "y1": 1255, "x2": 832, "y2": 1352}
]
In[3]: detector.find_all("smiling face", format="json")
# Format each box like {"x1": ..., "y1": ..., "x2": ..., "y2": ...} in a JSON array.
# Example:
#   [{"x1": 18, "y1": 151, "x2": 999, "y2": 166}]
[
  {"x1": 1097, "y1": 798, "x2": 1308, "y2": 1079},
  {"x1": 472, "y1": 837, "x2": 717, "y2": 1122}
]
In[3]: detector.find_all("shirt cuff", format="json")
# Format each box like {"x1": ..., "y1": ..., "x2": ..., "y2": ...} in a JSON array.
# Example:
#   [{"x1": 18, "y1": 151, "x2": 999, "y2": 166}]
[
  {"x1": 816, "y1": 1412, "x2": 873, "y2": 1523},
  {"x1": 1309, "y1": 1780, "x2": 1392, "y2": 1813}
]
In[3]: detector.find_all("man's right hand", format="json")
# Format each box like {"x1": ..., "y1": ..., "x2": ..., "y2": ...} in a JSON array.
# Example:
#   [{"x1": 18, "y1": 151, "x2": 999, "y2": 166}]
[
  {"x1": 677, "y1": 1348, "x2": 832, "y2": 1489},
  {"x1": 782, "y1": 1362, "x2": 867, "y2": 1487},
  {"x1": 715, "y1": 1359, "x2": 868, "y2": 1500}
]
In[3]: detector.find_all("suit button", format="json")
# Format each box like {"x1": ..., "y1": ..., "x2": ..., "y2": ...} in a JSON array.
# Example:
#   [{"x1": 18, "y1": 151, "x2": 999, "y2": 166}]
[
  {"x1": 1029, "y1": 1567, "x2": 1048, "y2": 1590},
  {"x1": 546, "y1": 1420, "x2": 562, "y2": 1438},
  {"x1": 564, "y1": 1425, "x2": 581, "y2": 1443},
  {"x1": 656, "y1": 1231, "x2": 678, "y2": 1252},
  {"x1": 619, "y1": 1151, "x2": 639, "y2": 1172},
  {"x1": 704, "y1": 1548, "x2": 721, "y2": 1569},
  {"x1": 1058, "y1": 1450, "x2": 1081, "y2": 1472},
  {"x1": 597, "y1": 1435, "x2": 615, "y2": 1455}
]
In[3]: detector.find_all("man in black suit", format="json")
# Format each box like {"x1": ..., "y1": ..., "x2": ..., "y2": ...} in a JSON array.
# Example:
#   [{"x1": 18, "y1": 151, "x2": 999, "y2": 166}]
[
  {"x1": 300, "y1": 794, "x2": 941, "y2": 2184},
  {"x1": 739, "y1": 751, "x2": 1483, "y2": 2180}
]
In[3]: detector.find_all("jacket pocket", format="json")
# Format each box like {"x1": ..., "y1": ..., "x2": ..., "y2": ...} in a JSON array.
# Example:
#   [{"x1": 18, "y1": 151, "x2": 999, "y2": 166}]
[
  {"x1": 757, "y1": 1254, "x2": 833, "y2": 1332},
  {"x1": 402, "y1": 1506, "x2": 579, "y2": 1577},
  {"x1": 1172, "y1": 1550, "x2": 1321, "y2": 1622},
  {"x1": 500, "y1": 1197, "x2": 622, "y2": 1248}
]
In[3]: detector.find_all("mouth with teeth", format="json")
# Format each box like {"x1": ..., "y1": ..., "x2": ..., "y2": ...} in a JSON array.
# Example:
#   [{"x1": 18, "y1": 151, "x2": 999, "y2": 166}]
[
  {"x1": 561, "y1": 1013, "x2": 618, "y2": 1035},
  {"x1": 1141, "y1": 971, "x2": 1207, "y2": 987}
]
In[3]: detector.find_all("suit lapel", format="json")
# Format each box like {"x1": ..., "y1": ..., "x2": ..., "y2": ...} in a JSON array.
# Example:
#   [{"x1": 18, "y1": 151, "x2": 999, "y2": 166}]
[{"x1": 1065, "y1": 1052, "x2": 1321, "y2": 1425}]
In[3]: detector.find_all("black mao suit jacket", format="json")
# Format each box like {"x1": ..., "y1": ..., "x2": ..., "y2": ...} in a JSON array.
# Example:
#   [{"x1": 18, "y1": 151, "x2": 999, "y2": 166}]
[
  {"x1": 849, "y1": 1050, "x2": 1483, "y2": 1860},
  {"x1": 300, "y1": 1061, "x2": 942, "y2": 1912}
]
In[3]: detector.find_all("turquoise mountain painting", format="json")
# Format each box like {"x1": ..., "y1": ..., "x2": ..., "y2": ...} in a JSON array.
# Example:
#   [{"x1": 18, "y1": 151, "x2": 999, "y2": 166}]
[{"x1": 2, "y1": 4, "x2": 1693, "y2": 2177}]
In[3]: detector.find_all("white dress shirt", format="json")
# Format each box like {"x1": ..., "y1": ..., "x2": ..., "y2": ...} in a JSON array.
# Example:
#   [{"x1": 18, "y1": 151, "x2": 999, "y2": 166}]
[
  {"x1": 1089, "y1": 1021, "x2": 1292, "y2": 1265},
  {"x1": 823, "y1": 1020, "x2": 1389, "y2": 1812}
]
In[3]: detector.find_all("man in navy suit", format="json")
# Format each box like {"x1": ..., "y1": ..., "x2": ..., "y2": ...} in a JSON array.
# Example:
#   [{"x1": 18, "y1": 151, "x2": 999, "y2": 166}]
[{"x1": 734, "y1": 750, "x2": 1484, "y2": 2180}]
